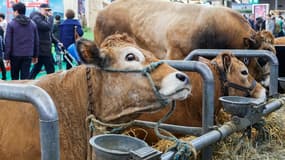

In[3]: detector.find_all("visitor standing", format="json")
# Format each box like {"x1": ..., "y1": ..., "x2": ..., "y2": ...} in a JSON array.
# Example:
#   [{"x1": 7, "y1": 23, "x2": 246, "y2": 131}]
[
  {"x1": 52, "y1": 15, "x2": 62, "y2": 68},
  {"x1": 265, "y1": 14, "x2": 275, "y2": 34},
  {"x1": 60, "y1": 9, "x2": 83, "y2": 69},
  {"x1": 0, "y1": 28, "x2": 6, "y2": 80},
  {"x1": 255, "y1": 17, "x2": 265, "y2": 31},
  {"x1": 0, "y1": 13, "x2": 7, "y2": 36},
  {"x1": 248, "y1": 14, "x2": 255, "y2": 30},
  {"x1": 29, "y1": 3, "x2": 60, "y2": 79},
  {"x1": 4, "y1": 2, "x2": 39, "y2": 80}
]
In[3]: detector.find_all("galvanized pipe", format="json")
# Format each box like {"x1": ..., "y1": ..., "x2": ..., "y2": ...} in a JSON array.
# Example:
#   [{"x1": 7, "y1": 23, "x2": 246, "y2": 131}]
[
  {"x1": 184, "y1": 49, "x2": 279, "y2": 96},
  {"x1": 163, "y1": 60, "x2": 215, "y2": 134},
  {"x1": 0, "y1": 83, "x2": 60, "y2": 160},
  {"x1": 163, "y1": 60, "x2": 215, "y2": 160},
  {"x1": 134, "y1": 120, "x2": 202, "y2": 136},
  {"x1": 191, "y1": 97, "x2": 284, "y2": 151},
  {"x1": 162, "y1": 97, "x2": 285, "y2": 160}
]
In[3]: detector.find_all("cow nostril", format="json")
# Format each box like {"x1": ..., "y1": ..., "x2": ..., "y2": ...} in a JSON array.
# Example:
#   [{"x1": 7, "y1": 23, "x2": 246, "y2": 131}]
[{"x1": 176, "y1": 73, "x2": 187, "y2": 82}]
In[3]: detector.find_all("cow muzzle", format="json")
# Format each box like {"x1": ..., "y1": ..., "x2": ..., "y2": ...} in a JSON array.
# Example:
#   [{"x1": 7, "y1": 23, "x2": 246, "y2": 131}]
[{"x1": 159, "y1": 72, "x2": 191, "y2": 100}]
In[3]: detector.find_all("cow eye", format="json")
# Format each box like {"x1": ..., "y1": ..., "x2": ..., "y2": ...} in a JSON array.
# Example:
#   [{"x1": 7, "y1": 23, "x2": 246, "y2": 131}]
[
  {"x1": 125, "y1": 53, "x2": 137, "y2": 61},
  {"x1": 241, "y1": 70, "x2": 248, "y2": 76}
]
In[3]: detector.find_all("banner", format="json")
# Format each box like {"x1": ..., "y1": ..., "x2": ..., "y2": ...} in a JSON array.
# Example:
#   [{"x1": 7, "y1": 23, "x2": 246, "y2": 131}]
[
  {"x1": 253, "y1": 4, "x2": 269, "y2": 20},
  {"x1": 0, "y1": 0, "x2": 64, "y2": 22}
]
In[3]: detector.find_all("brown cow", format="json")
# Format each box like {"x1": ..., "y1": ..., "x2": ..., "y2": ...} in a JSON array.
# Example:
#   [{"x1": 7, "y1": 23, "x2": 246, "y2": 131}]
[
  {"x1": 136, "y1": 51, "x2": 266, "y2": 143},
  {"x1": 94, "y1": 0, "x2": 275, "y2": 87},
  {"x1": 274, "y1": 36, "x2": 285, "y2": 45},
  {"x1": 0, "y1": 34, "x2": 191, "y2": 160}
]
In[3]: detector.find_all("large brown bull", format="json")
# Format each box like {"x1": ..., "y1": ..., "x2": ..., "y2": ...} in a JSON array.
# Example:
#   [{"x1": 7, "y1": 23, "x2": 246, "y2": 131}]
[
  {"x1": 274, "y1": 36, "x2": 285, "y2": 45},
  {"x1": 94, "y1": 0, "x2": 275, "y2": 87},
  {"x1": 136, "y1": 51, "x2": 266, "y2": 144},
  {"x1": 0, "y1": 34, "x2": 191, "y2": 160}
]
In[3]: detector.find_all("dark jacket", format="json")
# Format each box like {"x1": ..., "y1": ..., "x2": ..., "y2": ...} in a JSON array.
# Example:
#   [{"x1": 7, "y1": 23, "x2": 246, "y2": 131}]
[
  {"x1": 53, "y1": 20, "x2": 61, "y2": 40},
  {"x1": 30, "y1": 12, "x2": 58, "y2": 56},
  {"x1": 59, "y1": 19, "x2": 83, "y2": 48},
  {"x1": 4, "y1": 14, "x2": 39, "y2": 59},
  {"x1": 0, "y1": 35, "x2": 4, "y2": 58}
]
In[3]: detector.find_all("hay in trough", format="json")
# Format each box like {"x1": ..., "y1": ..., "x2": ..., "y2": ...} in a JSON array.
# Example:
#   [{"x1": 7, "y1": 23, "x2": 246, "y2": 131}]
[
  {"x1": 213, "y1": 104, "x2": 285, "y2": 160},
  {"x1": 151, "y1": 105, "x2": 285, "y2": 159},
  {"x1": 152, "y1": 136, "x2": 197, "y2": 153}
]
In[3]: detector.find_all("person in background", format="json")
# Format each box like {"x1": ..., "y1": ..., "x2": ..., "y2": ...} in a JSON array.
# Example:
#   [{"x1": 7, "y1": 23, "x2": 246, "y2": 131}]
[
  {"x1": 60, "y1": 9, "x2": 83, "y2": 70},
  {"x1": 265, "y1": 13, "x2": 275, "y2": 34},
  {"x1": 255, "y1": 17, "x2": 265, "y2": 31},
  {"x1": 0, "y1": 13, "x2": 7, "y2": 36},
  {"x1": 29, "y1": 3, "x2": 60, "y2": 79},
  {"x1": 53, "y1": 15, "x2": 61, "y2": 40},
  {"x1": 0, "y1": 27, "x2": 6, "y2": 80},
  {"x1": 248, "y1": 14, "x2": 255, "y2": 30},
  {"x1": 52, "y1": 15, "x2": 62, "y2": 68},
  {"x1": 277, "y1": 15, "x2": 284, "y2": 37},
  {"x1": 4, "y1": 2, "x2": 39, "y2": 80}
]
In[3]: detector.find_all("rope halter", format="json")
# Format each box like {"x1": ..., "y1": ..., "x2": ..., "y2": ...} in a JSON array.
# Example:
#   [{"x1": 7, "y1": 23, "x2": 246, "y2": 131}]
[
  {"x1": 102, "y1": 61, "x2": 169, "y2": 106},
  {"x1": 212, "y1": 61, "x2": 257, "y2": 97}
]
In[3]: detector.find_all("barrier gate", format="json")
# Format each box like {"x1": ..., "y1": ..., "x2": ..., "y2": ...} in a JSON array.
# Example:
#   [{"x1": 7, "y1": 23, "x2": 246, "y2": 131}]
[{"x1": 0, "y1": 49, "x2": 282, "y2": 160}]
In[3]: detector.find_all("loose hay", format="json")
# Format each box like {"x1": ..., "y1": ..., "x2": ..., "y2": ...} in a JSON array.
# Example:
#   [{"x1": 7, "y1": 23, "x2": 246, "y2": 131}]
[
  {"x1": 214, "y1": 105, "x2": 285, "y2": 160},
  {"x1": 152, "y1": 136, "x2": 197, "y2": 153},
  {"x1": 151, "y1": 105, "x2": 285, "y2": 159},
  {"x1": 121, "y1": 100, "x2": 285, "y2": 159}
]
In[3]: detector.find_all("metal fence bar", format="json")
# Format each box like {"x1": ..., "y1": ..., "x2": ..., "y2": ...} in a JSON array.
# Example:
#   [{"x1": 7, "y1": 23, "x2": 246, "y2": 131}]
[
  {"x1": 134, "y1": 120, "x2": 203, "y2": 136},
  {"x1": 163, "y1": 60, "x2": 215, "y2": 160},
  {"x1": 184, "y1": 49, "x2": 279, "y2": 96},
  {"x1": 0, "y1": 83, "x2": 60, "y2": 160},
  {"x1": 161, "y1": 96, "x2": 285, "y2": 160}
]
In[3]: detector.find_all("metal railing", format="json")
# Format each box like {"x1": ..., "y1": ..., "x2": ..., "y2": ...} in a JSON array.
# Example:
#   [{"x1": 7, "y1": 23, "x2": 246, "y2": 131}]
[
  {"x1": 185, "y1": 49, "x2": 279, "y2": 96},
  {"x1": 0, "y1": 83, "x2": 60, "y2": 160}
]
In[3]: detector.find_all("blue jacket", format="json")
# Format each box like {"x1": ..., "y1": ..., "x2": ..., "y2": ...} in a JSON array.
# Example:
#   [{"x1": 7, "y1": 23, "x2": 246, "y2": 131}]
[
  {"x1": 4, "y1": 14, "x2": 39, "y2": 60},
  {"x1": 59, "y1": 19, "x2": 83, "y2": 49}
]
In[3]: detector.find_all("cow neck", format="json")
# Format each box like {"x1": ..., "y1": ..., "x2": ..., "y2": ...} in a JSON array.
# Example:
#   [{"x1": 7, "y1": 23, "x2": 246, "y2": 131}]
[{"x1": 85, "y1": 66, "x2": 98, "y2": 160}]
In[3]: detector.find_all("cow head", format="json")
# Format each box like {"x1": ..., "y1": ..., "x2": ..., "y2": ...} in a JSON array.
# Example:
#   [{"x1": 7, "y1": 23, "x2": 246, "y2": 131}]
[
  {"x1": 76, "y1": 34, "x2": 191, "y2": 123},
  {"x1": 210, "y1": 52, "x2": 266, "y2": 99},
  {"x1": 243, "y1": 30, "x2": 276, "y2": 88}
]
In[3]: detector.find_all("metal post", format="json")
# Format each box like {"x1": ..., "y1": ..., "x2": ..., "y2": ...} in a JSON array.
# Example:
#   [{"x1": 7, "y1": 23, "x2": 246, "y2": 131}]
[
  {"x1": 185, "y1": 49, "x2": 279, "y2": 96},
  {"x1": 163, "y1": 60, "x2": 215, "y2": 160},
  {"x1": 275, "y1": 0, "x2": 278, "y2": 10},
  {"x1": 162, "y1": 97, "x2": 285, "y2": 160},
  {"x1": 134, "y1": 120, "x2": 203, "y2": 136},
  {"x1": 0, "y1": 83, "x2": 60, "y2": 160}
]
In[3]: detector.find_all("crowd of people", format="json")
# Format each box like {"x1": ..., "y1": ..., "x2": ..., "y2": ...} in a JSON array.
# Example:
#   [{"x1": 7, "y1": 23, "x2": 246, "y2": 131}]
[
  {"x1": 0, "y1": 2, "x2": 84, "y2": 80},
  {"x1": 245, "y1": 12, "x2": 285, "y2": 38}
]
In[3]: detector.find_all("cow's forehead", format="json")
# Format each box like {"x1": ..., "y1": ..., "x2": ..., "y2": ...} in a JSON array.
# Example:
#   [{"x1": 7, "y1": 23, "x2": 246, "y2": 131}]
[
  {"x1": 231, "y1": 57, "x2": 248, "y2": 71},
  {"x1": 102, "y1": 44, "x2": 157, "y2": 62}
]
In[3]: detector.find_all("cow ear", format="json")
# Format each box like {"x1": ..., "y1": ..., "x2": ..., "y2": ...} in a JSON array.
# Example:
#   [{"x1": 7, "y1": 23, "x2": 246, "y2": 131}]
[
  {"x1": 76, "y1": 38, "x2": 109, "y2": 68},
  {"x1": 222, "y1": 53, "x2": 232, "y2": 72},
  {"x1": 243, "y1": 37, "x2": 256, "y2": 48}
]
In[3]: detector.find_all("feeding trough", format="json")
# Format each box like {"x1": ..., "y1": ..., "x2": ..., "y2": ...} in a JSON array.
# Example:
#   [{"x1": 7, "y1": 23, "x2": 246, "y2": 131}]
[
  {"x1": 89, "y1": 134, "x2": 151, "y2": 160},
  {"x1": 219, "y1": 96, "x2": 265, "y2": 117},
  {"x1": 278, "y1": 77, "x2": 285, "y2": 90}
]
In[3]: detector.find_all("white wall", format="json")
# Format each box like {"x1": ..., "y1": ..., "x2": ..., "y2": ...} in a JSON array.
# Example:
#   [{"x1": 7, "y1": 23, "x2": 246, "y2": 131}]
[
  {"x1": 62, "y1": 0, "x2": 103, "y2": 29},
  {"x1": 63, "y1": 0, "x2": 78, "y2": 19},
  {"x1": 85, "y1": 0, "x2": 104, "y2": 30}
]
